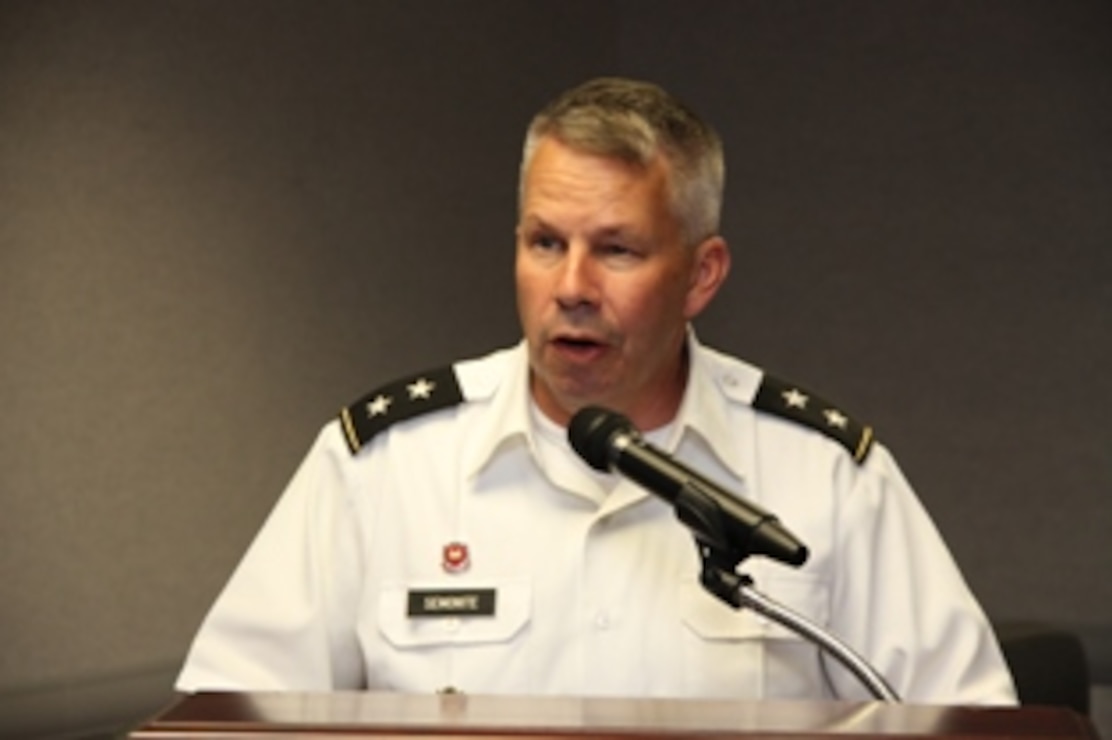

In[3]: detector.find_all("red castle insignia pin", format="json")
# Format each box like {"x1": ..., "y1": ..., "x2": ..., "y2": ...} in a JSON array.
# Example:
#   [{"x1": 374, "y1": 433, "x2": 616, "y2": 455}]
[{"x1": 442, "y1": 542, "x2": 470, "y2": 573}]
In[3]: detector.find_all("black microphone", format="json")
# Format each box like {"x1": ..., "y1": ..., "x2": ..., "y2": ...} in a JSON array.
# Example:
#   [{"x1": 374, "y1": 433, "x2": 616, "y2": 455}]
[{"x1": 568, "y1": 406, "x2": 809, "y2": 568}]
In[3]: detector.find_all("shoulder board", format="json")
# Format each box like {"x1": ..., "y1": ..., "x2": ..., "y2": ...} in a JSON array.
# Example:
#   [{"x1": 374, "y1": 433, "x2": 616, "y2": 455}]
[
  {"x1": 339, "y1": 365, "x2": 463, "y2": 455},
  {"x1": 752, "y1": 374, "x2": 875, "y2": 464}
]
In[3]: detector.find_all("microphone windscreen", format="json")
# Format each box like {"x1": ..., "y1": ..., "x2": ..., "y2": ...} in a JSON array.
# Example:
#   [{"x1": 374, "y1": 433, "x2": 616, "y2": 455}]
[{"x1": 568, "y1": 406, "x2": 631, "y2": 472}]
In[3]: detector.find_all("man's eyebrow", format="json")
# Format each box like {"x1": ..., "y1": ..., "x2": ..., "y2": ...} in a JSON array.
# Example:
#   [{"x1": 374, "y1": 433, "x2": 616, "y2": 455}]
[
  {"x1": 593, "y1": 226, "x2": 638, "y2": 240},
  {"x1": 519, "y1": 215, "x2": 556, "y2": 231},
  {"x1": 519, "y1": 217, "x2": 642, "y2": 243}
]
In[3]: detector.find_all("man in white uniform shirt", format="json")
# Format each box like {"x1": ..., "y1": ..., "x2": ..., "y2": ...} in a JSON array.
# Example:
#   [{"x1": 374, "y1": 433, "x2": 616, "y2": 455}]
[{"x1": 176, "y1": 77, "x2": 1016, "y2": 705}]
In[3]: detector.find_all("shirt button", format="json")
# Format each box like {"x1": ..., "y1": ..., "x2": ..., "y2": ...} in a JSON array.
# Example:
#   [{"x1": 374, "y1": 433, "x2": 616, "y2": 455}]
[
  {"x1": 594, "y1": 612, "x2": 611, "y2": 630},
  {"x1": 443, "y1": 618, "x2": 461, "y2": 634}
]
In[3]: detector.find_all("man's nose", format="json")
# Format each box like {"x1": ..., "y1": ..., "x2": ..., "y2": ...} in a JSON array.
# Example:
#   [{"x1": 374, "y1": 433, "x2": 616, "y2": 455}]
[{"x1": 555, "y1": 246, "x2": 599, "y2": 309}]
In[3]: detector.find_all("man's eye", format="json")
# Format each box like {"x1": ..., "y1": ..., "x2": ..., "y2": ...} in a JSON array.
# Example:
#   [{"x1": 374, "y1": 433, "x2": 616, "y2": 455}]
[
  {"x1": 601, "y1": 243, "x2": 638, "y2": 259},
  {"x1": 531, "y1": 234, "x2": 562, "y2": 251}
]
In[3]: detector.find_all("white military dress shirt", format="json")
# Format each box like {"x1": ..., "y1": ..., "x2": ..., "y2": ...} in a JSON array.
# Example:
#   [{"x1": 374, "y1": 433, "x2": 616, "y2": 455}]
[{"x1": 176, "y1": 336, "x2": 1016, "y2": 705}]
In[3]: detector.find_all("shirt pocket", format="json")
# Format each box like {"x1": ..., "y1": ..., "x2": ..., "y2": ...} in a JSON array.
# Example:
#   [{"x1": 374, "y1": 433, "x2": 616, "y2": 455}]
[
  {"x1": 678, "y1": 571, "x2": 831, "y2": 699},
  {"x1": 376, "y1": 576, "x2": 532, "y2": 648},
  {"x1": 680, "y1": 570, "x2": 830, "y2": 641}
]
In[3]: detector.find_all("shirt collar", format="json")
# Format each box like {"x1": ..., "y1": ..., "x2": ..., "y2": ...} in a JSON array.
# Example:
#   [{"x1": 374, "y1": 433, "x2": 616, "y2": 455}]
[
  {"x1": 670, "y1": 329, "x2": 761, "y2": 481},
  {"x1": 460, "y1": 340, "x2": 534, "y2": 481},
  {"x1": 462, "y1": 330, "x2": 761, "y2": 483}
]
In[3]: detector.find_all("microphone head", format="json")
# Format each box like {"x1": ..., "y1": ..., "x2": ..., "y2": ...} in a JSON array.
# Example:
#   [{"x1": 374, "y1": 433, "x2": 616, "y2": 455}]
[{"x1": 568, "y1": 406, "x2": 633, "y2": 472}]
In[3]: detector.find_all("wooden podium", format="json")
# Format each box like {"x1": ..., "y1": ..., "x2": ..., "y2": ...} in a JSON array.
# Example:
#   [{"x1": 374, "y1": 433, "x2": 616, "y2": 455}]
[{"x1": 130, "y1": 691, "x2": 1099, "y2": 739}]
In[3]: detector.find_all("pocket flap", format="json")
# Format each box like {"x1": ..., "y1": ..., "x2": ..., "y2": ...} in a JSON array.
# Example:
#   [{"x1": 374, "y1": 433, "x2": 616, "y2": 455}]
[{"x1": 681, "y1": 572, "x2": 829, "y2": 641}]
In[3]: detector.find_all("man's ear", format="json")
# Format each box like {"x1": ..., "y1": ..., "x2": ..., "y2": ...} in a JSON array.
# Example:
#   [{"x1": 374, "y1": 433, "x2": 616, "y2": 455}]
[{"x1": 684, "y1": 236, "x2": 731, "y2": 319}]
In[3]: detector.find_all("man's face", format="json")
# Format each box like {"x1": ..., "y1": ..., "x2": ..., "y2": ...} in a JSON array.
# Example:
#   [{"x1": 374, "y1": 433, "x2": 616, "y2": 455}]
[{"x1": 515, "y1": 136, "x2": 724, "y2": 428}]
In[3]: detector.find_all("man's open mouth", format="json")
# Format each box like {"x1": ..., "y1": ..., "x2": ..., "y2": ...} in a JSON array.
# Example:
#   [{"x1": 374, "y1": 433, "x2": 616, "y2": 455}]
[
  {"x1": 555, "y1": 337, "x2": 602, "y2": 349},
  {"x1": 552, "y1": 336, "x2": 607, "y2": 359}
]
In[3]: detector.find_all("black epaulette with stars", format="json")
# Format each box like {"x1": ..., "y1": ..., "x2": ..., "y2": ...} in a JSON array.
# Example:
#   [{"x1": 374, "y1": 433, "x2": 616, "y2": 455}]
[
  {"x1": 339, "y1": 366, "x2": 463, "y2": 455},
  {"x1": 753, "y1": 374, "x2": 875, "y2": 464}
]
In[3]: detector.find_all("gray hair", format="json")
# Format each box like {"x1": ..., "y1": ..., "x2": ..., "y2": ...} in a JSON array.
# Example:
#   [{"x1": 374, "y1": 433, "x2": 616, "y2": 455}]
[{"x1": 520, "y1": 77, "x2": 725, "y2": 246}]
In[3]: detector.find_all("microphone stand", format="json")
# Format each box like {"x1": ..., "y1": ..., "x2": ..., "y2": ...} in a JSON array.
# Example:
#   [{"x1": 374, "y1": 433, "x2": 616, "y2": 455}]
[
  {"x1": 697, "y1": 544, "x2": 900, "y2": 703},
  {"x1": 674, "y1": 483, "x2": 901, "y2": 703}
]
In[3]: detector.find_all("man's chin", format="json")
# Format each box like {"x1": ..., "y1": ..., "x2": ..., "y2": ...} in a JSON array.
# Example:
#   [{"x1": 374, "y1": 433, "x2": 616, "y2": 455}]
[{"x1": 529, "y1": 371, "x2": 618, "y2": 425}]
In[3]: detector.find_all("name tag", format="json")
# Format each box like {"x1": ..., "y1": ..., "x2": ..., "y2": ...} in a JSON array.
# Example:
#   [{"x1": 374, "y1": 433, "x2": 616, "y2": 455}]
[{"x1": 407, "y1": 588, "x2": 497, "y2": 618}]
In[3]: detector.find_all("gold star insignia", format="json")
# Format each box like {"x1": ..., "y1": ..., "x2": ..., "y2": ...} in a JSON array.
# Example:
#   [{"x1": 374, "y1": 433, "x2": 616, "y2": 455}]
[
  {"x1": 824, "y1": 409, "x2": 849, "y2": 429},
  {"x1": 366, "y1": 394, "x2": 392, "y2": 417},
  {"x1": 407, "y1": 378, "x2": 436, "y2": 400},
  {"x1": 782, "y1": 388, "x2": 809, "y2": 409}
]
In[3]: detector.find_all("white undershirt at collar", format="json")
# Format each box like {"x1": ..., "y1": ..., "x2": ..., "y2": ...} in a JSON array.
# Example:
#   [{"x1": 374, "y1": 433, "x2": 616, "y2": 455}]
[{"x1": 528, "y1": 398, "x2": 677, "y2": 507}]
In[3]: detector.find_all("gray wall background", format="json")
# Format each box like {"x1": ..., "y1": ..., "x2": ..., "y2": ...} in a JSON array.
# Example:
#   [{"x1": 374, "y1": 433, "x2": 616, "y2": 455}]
[{"x1": 1, "y1": 1, "x2": 1109, "y2": 737}]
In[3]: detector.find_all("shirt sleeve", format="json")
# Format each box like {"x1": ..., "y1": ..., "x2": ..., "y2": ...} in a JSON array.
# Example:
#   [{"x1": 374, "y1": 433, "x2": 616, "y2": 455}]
[
  {"x1": 175, "y1": 424, "x2": 367, "y2": 691},
  {"x1": 825, "y1": 443, "x2": 1017, "y2": 705}
]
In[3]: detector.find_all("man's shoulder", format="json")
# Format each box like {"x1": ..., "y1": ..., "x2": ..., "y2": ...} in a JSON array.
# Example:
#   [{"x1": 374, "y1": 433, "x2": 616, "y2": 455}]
[
  {"x1": 337, "y1": 345, "x2": 518, "y2": 455},
  {"x1": 697, "y1": 344, "x2": 875, "y2": 464},
  {"x1": 749, "y1": 372, "x2": 875, "y2": 464}
]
